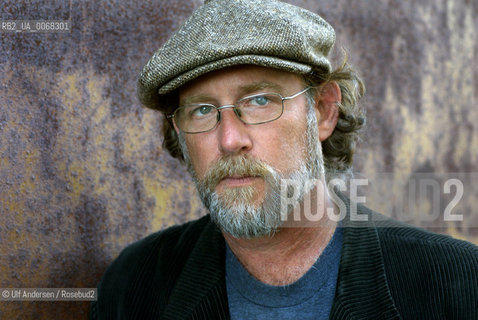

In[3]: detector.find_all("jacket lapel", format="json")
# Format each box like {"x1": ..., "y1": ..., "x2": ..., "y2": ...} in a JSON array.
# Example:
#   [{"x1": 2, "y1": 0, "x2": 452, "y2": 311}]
[
  {"x1": 161, "y1": 220, "x2": 229, "y2": 319},
  {"x1": 330, "y1": 199, "x2": 401, "y2": 319}
]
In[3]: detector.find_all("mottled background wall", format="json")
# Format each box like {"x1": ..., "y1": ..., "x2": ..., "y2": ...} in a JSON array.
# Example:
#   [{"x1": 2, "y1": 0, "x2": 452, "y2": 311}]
[{"x1": 0, "y1": 0, "x2": 476, "y2": 318}]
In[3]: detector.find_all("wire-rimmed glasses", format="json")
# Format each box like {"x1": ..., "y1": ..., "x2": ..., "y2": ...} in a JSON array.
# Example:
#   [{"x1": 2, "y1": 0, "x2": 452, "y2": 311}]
[{"x1": 167, "y1": 87, "x2": 314, "y2": 134}]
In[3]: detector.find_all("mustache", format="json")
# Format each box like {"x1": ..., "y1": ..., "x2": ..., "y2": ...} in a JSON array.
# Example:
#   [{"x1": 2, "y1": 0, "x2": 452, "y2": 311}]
[{"x1": 202, "y1": 156, "x2": 275, "y2": 191}]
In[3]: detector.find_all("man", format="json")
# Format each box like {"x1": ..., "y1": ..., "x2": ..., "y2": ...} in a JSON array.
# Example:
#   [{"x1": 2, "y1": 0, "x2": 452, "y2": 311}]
[{"x1": 91, "y1": 0, "x2": 478, "y2": 319}]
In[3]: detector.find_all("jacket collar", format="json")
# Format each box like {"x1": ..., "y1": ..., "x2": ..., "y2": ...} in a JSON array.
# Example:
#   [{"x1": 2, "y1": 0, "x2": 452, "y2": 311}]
[{"x1": 162, "y1": 199, "x2": 401, "y2": 319}]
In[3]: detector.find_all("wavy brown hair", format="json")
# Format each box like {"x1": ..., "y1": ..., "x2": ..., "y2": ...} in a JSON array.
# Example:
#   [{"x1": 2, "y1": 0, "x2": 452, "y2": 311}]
[
  {"x1": 157, "y1": 57, "x2": 366, "y2": 178},
  {"x1": 304, "y1": 55, "x2": 366, "y2": 179}
]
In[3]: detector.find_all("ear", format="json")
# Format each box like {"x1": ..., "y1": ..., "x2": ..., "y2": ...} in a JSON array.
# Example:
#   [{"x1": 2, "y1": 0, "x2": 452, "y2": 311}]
[
  {"x1": 315, "y1": 82, "x2": 341, "y2": 142},
  {"x1": 172, "y1": 119, "x2": 180, "y2": 135},
  {"x1": 166, "y1": 113, "x2": 180, "y2": 135}
]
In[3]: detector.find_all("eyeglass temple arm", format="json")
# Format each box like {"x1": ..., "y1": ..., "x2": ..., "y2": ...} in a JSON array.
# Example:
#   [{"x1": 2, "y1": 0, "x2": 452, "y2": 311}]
[{"x1": 282, "y1": 87, "x2": 315, "y2": 101}]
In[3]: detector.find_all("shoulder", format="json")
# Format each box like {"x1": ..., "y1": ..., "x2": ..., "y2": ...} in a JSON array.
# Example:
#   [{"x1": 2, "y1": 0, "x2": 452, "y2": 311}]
[
  {"x1": 371, "y1": 211, "x2": 478, "y2": 274},
  {"x1": 92, "y1": 215, "x2": 213, "y2": 319},
  {"x1": 373, "y1": 214, "x2": 478, "y2": 317},
  {"x1": 105, "y1": 214, "x2": 211, "y2": 277},
  {"x1": 375, "y1": 216, "x2": 478, "y2": 261}
]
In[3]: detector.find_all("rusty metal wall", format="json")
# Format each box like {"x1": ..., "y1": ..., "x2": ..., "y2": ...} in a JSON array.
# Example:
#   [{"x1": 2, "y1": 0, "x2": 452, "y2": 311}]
[{"x1": 0, "y1": 0, "x2": 476, "y2": 318}]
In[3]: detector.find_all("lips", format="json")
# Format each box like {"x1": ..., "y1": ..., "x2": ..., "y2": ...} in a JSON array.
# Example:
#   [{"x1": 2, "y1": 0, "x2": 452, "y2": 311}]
[
  {"x1": 227, "y1": 175, "x2": 258, "y2": 179},
  {"x1": 220, "y1": 175, "x2": 259, "y2": 187},
  {"x1": 202, "y1": 156, "x2": 272, "y2": 192}
]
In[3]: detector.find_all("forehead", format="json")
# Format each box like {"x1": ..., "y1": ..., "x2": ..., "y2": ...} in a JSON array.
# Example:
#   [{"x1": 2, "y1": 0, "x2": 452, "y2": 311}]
[{"x1": 178, "y1": 65, "x2": 304, "y2": 103}]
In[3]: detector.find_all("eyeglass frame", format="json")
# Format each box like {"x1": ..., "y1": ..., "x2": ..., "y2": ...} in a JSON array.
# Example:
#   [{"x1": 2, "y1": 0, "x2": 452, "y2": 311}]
[{"x1": 167, "y1": 86, "x2": 315, "y2": 134}]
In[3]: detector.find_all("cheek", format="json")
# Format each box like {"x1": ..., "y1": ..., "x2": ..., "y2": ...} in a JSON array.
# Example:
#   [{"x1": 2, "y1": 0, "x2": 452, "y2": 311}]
[
  {"x1": 283, "y1": 106, "x2": 309, "y2": 148},
  {"x1": 282, "y1": 125, "x2": 308, "y2": 164},
  {"x1": 183, "y1": 136, "x2": 217, "y2": 178},
  {"x1": 261, "y1": 119, "x2": 308, "y2": 172}
]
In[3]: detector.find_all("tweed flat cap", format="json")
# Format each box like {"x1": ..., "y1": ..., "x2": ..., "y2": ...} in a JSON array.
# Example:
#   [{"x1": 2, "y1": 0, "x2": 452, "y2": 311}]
[{"x1": 138, "y1": 0, "x2": 336, "y2": 110}]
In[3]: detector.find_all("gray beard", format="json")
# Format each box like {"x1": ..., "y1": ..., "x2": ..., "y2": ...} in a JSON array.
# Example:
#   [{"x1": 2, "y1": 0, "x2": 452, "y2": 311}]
[
  {"x1": 199, "y1": 162, "x2": 312, "y2": 239},
  {"x1": 179, "y1": 103, "x2": 324, "y2": 239}
]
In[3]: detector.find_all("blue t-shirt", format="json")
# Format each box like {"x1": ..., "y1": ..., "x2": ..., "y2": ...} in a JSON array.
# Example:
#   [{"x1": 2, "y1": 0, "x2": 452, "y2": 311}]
[{"x1": 225, "y1": 227, "x2": 342, "y2": 320}]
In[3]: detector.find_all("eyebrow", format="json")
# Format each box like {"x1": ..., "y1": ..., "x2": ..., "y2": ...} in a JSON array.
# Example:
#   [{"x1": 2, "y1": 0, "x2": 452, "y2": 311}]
[
  {"x1": 238, "y1": 81, "x2": 285, "y2": 97},
  {"x1": 180, "y1": 81, "x2": 286, "y2": 106},
  {"x1": 180, "y1": 93, "x2": 213, "y2": 106}
]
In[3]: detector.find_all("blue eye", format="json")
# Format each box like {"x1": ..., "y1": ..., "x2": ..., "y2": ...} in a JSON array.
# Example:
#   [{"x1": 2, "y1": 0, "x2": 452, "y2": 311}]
[
  {"x1": 250, "y1": 95, "x2": 270, "y2": 106},
  {"x1": 192, "y1": 105, "x2": 214, "y2": 117}
]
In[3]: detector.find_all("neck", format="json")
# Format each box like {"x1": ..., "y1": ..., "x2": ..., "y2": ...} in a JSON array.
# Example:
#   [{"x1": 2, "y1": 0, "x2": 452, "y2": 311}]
[{"x1": 224, "y1": 184, "x2": 337, "y2": 286}]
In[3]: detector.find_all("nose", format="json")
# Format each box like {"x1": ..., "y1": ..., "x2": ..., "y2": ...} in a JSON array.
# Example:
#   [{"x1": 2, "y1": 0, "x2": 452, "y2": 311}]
[{"x1": 216, "y1": 107, "x2": 252, "y2": 155}]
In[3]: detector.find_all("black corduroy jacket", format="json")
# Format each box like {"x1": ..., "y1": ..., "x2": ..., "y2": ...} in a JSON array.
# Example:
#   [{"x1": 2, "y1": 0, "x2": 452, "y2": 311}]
[{"x1": 91, "y1": 203, "x2": 478, "y2": 319}]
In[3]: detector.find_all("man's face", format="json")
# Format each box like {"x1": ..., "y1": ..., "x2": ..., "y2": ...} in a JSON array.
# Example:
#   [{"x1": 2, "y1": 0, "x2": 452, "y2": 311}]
[{"x1": 177, "y1": 65, "x2": 323, "y2": 238}]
